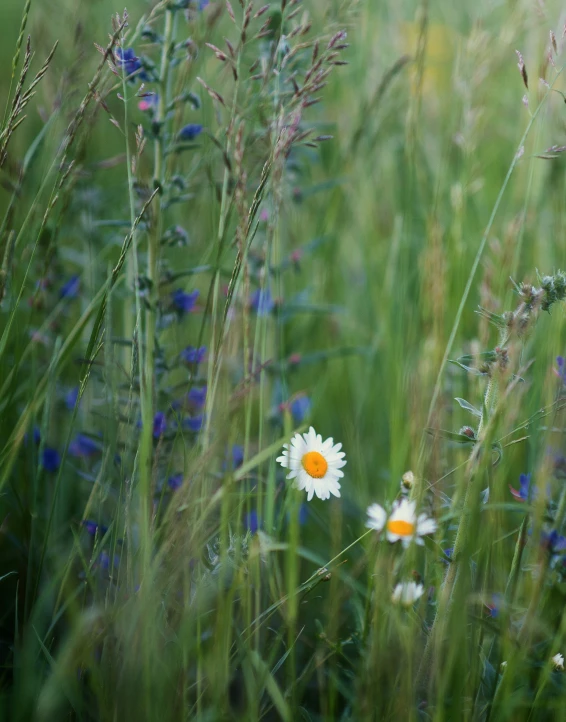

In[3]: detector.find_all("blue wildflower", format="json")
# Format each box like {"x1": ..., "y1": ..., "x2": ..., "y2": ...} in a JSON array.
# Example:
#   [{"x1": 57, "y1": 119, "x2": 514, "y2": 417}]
[
  {"x1": 232, "y1": 444, "x2": 244, "y2": 469},
  {"x1": 485, "y1": 593, "x2": 501, "y2": 618},
  {"x1": 221, "y1": 444, "x2": 244, "y2": 472},
  {"x1": 245, "y1": 510, "x2": 260, "y2": 534},
  {"x1": 60, "y1": 276, "x2": 80, "y2": 299},
  {"x1": 172, "y1": 288, "x2": 199, "y2": 313},
  {"x1": 25, "y1": 425, "x2": 41, "y2": 445},
  {"x1": 69, "y1": 434, "x2": 100, "y2": 458},
  {"x1": 188, "y1": 385, "x2": 207, "y2": 408},
  {"x1": 168, "y1": 474, "x2": 184, "y2": 491},
  {"x1": 509, "y1": 473, "x2": 531, "y2": 502},
  {"x1": 153, "y1": 412, "x2": 167, "y2": 438},
  {"x1": 178, "y1": 124, "x2": 203, "y2": 142},
  {"x1": 555, "y1": 356, "x2": 566, "y2": 383},
  {"x1": 250, "y1": 288, "x2": 275, "y2": 316},
  {"x1": 97, "y1": 551, "x2": 120, "y2": 572},
  {"x1": 114, "y1": 47, "x2": 148, "y2": 81},
  {"x1": 183, "y1": 415, "x2": 203, "y2": 433},
  {"x1": 290, "y1": 396, "x2": 311, "y2": 423},
  {"x1": 298, "y1": 503, "x2": 309, "y2": 525},
  {"x1": 179, "y1": 0, "x2": 210, "y2": 7},
  {"x1": 65, "y1": 386, "x2": 79, "y2": 410},
  {"x1": 541, "y1": 529, "x2": 566, "y2": 554},
  {"x1": 181, "y1": 345, "x2": 206, "y2": 365},
  {"x1": 82, "y1": 520, "x2": 108, "y2": 536},
  {"x1": 138, "y1": 94, "x2": 158, "y2": 112},
  {"x1": 42, "y1": 448, "x2": 61, "y2": 472},
  {"x1": 286, "y1": 503, "x2": 309, "y2": 527}
]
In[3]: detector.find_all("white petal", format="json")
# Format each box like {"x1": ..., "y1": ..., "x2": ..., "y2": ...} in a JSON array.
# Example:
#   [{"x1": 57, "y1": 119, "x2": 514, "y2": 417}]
[
  {"x1": 417, "y1": 517, "x2": 437, "y2": 536},
  {"x1": 366, "y1": 503, "x2": 386, "y2": 531}
]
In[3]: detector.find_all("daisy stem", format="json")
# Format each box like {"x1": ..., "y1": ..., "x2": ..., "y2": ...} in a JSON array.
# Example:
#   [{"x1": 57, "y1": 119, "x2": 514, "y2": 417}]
[{"x1": 417, "y1": 372, "x2": 501, "y2": 691}]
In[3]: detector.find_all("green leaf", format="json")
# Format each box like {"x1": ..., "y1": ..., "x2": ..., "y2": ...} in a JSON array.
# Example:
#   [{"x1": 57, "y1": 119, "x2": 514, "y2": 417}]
[
  {"x1": 248, "y1": 650, "x2": 291, "y2": 722},
  {"x1": 448, "y1": 359, "x2": 487, "y2": 376},
  {"x1": 425, "y1": 427, "x2": 475, "y2": 445},
  {"x1": 455, "y1": 397, "x2": 482, "y2": 418},
  {"x1": 234, "y1": 432, "x2": 298, "y2": 481}
]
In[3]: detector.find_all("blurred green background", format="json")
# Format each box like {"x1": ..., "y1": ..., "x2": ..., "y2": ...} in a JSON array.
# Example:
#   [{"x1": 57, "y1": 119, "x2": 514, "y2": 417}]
[{"x1": 2, "y1": 0, "x2": 566, "y2": 718}]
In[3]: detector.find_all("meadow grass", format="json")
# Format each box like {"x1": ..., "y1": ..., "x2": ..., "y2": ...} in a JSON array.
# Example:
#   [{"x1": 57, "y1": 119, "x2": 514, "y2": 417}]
[{"x1": 2, "y1": 0, "x2": 566, "y2": 720}]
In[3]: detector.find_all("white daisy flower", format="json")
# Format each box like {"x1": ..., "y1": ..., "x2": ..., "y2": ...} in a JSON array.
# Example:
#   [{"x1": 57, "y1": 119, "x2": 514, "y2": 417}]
[
  {"x1": 552, "y1": 653, "x2": 564, "y2": 671},
  {"x1": 391, "y1": 581, "x2": 424, "y2": 606},
  {"x1": 366, "y1": 503, "x2": 387, "y2": 532},
  {"x1": 385, "y1": 499, "x2": 437, "y2": 548},
  {"x1": 276, "y1": 426, "x2": 346, "y2": 501}
]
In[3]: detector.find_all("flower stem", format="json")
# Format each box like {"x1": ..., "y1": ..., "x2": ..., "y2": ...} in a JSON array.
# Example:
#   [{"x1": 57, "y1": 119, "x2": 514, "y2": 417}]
[{"x1": 139, "y1": 7, "x2": 174, "y2": 542}]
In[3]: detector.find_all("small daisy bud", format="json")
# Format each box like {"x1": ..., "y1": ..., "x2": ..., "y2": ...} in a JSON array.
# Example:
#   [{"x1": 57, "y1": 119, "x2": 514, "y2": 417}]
[
  {"x1": 401, "y1": 470, "x2": 416, "y2": 490},
  {"x1": 552, "y1": 653, "x2": 564, "y2": 670}
]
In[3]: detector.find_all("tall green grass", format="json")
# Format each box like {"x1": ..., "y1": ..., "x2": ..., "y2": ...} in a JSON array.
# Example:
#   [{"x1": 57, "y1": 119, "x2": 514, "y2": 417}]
[{"x1": 2, "y1": 0, "x2": 566, "y2": 720}]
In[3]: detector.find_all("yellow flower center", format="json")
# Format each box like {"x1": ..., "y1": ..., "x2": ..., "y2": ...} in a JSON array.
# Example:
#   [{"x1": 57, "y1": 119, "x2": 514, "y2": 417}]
[
  {"x1": 302, "y1": 451, "x2": 328, "y2": 478},
  {"x1": 387, "y1": 519, "x2": 415, "y2": 537}
]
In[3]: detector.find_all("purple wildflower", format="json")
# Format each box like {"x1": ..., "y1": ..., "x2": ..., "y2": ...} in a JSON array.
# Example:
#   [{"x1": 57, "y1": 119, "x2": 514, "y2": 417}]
[
  {"x1": 168, "y1": 474, "x2": 184, "y2": 491},
  {"x1": 250, "y1": 288, "x2": 275, "y2": 316},
  {"x1": 172, "y1": 288, "x2": 199, "y2": 313},
  {"x1": 509, "y1": 473, "x2": 531, "y2": 502},
  {"x1": 485, "y1": 593, "x2": 501, "y2": 618},
  {"x1": 60, "y1": 276, "x2": 80, "y2": 299},
  {"x1": 42, "y1": 448, "x2": 61, "y2": 472},
  {"x1": 287, "y1": 503, "x2": 309, "y2": 527},
  {"x1": 138, "y1": 94, "x2": 158, "y2": 112},
  {"x1": 541, "y1": 529, "x2": 566, "y2": 554},
  {"x1": 153, "y1": 412, "x2": 167, "y2": 438},
  {"x1": 97, "y1": 551, "x2": 120, "y2": 572},
  {"x1": 25, "y1": 425, "x2": 41, "y2": 445},
  {"x1": 65, "y1": 386, "x2": 79, "y2": 410},
  {"x1": 69, "y1": 434, "x2": 100, "y2": 458},
  {"x1": 82, "y1": 520, "x2": 108, "y2": 536},
  {"x1": 244, "y1": 510, "x2": 260, "y2": 534},
  {"x1": 188, "y1": 385, "x2": 207, "y2": 408},
  {"x1": 290, "y1": 396, "x2": 311, "y2": 423},
  {"x1": 221, "y1": 444, "x2": 244, "y2": 472},
  {"x1": 555, "y1": 356, "x2": 566, "y2": 383},
  {"x1": 232, "y1": 444, "x2": 244, "y2": 469},
  {"x1": 183, "y1": 415, "x2": 203, "y2": 433},
  {"x1": 114, "y1": 47, "x2": 148, "y2": 81},
  {"x1": 181, "y1": 345, "x2": 206, "y2": 365},
  {"x1": 178, "y1": 124, "x2": 203, "y2": 141}
]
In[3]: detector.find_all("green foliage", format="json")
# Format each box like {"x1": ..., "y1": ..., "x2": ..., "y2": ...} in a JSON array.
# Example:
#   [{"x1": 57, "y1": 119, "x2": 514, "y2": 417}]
[{"x1": 2, "y1": 0, "x2": 566, "y2": 720}]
